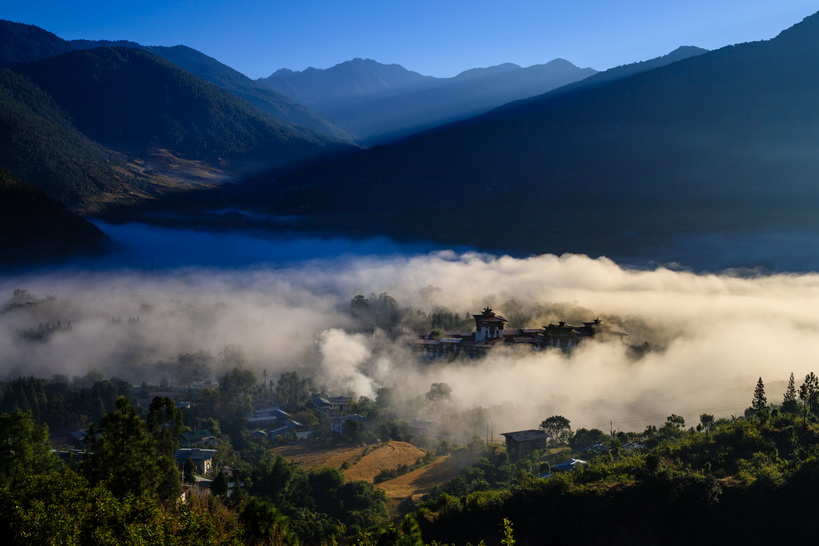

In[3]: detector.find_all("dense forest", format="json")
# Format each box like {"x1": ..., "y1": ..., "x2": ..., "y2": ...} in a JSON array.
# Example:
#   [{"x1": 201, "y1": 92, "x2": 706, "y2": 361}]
[{"x1": 3, "y1": 367, "x2": 819, "y2": 544}]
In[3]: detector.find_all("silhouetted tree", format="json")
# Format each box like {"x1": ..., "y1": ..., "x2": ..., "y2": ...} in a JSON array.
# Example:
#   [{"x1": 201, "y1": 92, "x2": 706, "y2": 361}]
[
  {"x1": 783, "y1": 372, "x2": 799, "y2": 413},
  {"x1": 751, "y1": 377, "x2": 768, "y2": 413},
  {"x1": 799, "y1": 372, "x2": 819, "y2": 422},
  {"x1": 699, "y1": 413, "x2": 715, "y2": 432},
  {"x1": 666, "y1": 414, "x2": 686, "y2": 429}
]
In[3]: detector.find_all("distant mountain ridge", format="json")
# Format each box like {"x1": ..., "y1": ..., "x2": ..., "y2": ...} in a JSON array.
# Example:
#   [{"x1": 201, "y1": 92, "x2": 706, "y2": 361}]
[
  {"x1": 480, "y1": 45, "x2": 708, "y2": 121},
  {"x1": 262, "y1": 58, "x2": 435, "y2": 108},
  {"x1": 259, "y1": 57, "x2": 598, "y2": 143},
  {"x1": 69, "y1": 40, "x2": 353, "y2": 142}
]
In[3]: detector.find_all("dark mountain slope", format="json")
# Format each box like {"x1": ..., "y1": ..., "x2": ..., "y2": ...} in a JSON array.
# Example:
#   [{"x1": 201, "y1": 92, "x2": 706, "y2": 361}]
[
  {"x1": 0, "y1": 66, "x2": 129, "y2": 208},
  {"x1": 69, "y1": 40, "x2": 352, "y2": 142},
  {"x1": 0, "y1": 20, "x2": 351, "y2": 142},
  {"x1": 262, "y1": 12, "x2": 819, "y2": 257},
  {"x1": 0, "y1": 169, "x2": 108, "y2": 265},
  {"x1": 17, "y1": 47, "x2": 349, "y2": 167},
  {"x1": 481, "y1": 45, "x2": 708, "y2": 121},
  {"x1": 260, "y1": 57, "x2": 596, "y2": 143}
]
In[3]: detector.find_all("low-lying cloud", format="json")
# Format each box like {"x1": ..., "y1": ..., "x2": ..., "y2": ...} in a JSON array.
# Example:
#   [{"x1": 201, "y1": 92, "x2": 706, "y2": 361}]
[{"x1": 3, "y1": 249, "x2": 818, "y2": 434}]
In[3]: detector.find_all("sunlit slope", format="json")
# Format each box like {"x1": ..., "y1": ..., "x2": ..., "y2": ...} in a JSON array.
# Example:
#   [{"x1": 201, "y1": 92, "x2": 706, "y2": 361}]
[{"x1": 268, "y1": 11, "x2": 819, "y2": 256}]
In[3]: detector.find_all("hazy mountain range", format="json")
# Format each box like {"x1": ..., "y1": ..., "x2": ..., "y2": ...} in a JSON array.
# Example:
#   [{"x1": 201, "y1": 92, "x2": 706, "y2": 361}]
[{"x1": 259, "y1": 57, "x2": 599, "y2": 144}]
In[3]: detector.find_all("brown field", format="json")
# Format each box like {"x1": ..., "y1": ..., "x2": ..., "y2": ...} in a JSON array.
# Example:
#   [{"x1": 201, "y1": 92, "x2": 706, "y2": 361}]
[
  {"x1": 271, "y1": 443, "x2": 366, "y2": 471},
  {"x1": 344, "y1": 441, "x2": 426, "y2": 482},
  {"x1": 272, "y1": 441, "x2": 464, "y2": 500},
  {"x1": 378, "y1": 454, "x2": 466, "y2": 500}
]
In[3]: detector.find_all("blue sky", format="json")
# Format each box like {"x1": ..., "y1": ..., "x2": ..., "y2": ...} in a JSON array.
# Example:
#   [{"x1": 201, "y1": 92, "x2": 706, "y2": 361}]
[{"x1": 4, "y1": 1, "x2": 818, "y2": 78}]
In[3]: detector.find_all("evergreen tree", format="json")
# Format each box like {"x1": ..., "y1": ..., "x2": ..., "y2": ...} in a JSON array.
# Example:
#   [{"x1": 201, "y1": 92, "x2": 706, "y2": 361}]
[
  {"x1": 799, "y1": 372, "x2": 819, "y2": 423},
  {"x1": 0, "y1": 410, "x2": 59, "y2": 485},
  {"x1": 211, "y1": 469, "x2": 229, "y2": 498},
  {"x1": 81, "y1": 397, "x2": 181, "y2": 503},
  {"x1": 783, "y1": 372, "x2": 799, "y2": 413},
  {"x1": 751, "y1": 377, "x2": 768, "y2": 412},
  {"x1": 183, "y1": 459, "x2": 196, "y2": 484}
]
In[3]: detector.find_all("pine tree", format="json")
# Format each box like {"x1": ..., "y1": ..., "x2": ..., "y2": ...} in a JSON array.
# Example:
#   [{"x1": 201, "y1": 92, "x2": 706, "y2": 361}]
[
  {"x1": 751, "y1": 377, "x2": 768, "y2": 411},
  {"x1": 783, "y1": 372, "x2": 799, "y2": 413},
  {"x1": 799, "y1": 372, "x2": 819, "y2": 424}
]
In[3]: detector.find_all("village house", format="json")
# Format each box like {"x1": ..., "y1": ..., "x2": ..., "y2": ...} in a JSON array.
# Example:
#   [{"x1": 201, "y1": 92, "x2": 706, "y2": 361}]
[
  {"x1": 407, "y1": 419, "x2": 438, "y2": 437},
  {"x1": 180, "y1": 429, "x2": 218, "y2": 447},
  {"x1": 329, "y1": 414, "x2": 367, "y2": 434},
  {"x1": 310, "y1": 396, "x2": 354, "y2": 415},
  {"x1": 415, "y1": 307, "x2": 618, "y2": 360},
  {"x1": 248, "y1": 407, "x2": 303, "y2": 439},
  {"x1": 175, "y1": 448, "x2": 216, "y2": 475},
  {"x1": 501, "y1": 429, "x2": 550, "y2": 462}
]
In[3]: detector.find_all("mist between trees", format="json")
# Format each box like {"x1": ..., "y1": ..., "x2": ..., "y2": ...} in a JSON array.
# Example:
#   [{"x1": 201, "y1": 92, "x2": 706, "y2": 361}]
[{"x1": 3, "y1": 250, "x2": 819, "y2": 433}]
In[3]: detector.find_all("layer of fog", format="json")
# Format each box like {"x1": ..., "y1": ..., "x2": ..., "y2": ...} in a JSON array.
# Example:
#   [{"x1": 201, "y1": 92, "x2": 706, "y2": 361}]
[{"x1": 3, "y1": 249, "x2": 819, "y2": 435}]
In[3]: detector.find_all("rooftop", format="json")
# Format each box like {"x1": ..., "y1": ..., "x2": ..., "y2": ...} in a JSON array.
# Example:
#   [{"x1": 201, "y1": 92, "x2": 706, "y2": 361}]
[{"x1": 501, "y1": 429, "x2": 550, "y2": 442}]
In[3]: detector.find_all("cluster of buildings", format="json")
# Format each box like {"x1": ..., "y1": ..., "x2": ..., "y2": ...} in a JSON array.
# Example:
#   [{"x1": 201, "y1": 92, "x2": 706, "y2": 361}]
[{"x1": 414, "y1": 307, "x2": 622, "y2": 360}]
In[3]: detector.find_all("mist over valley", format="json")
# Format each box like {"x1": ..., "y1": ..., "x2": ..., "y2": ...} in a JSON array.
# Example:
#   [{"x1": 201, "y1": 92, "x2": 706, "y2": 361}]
[{"x1": 4, "y1": 231, "x2": 816, "y2": 434}]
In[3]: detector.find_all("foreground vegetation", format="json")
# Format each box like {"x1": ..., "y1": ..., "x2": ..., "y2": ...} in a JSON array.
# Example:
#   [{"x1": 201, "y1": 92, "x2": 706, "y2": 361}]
[{"x1": 3, "y1": 369, "x2": 819, "y2": 544}]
